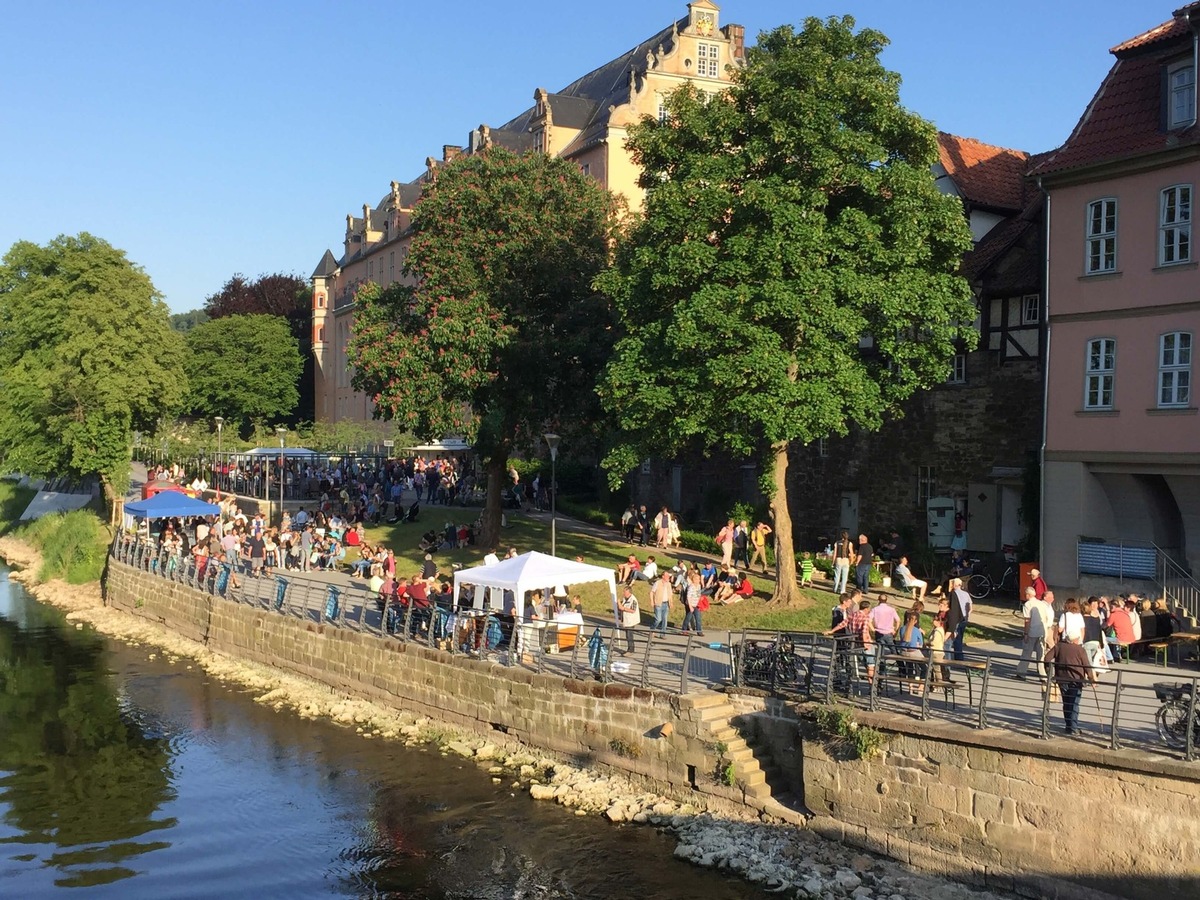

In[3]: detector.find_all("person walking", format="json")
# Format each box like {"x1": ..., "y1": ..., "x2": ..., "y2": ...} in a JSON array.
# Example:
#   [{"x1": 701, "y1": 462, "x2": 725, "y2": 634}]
[
  {"x1": 732, "y1": 520, "x2": 751, "y2": 570},
  {"x1": 749, "y1": 521, "x2": 773, "y2": 575},
  {"x1": 682, "y1": 570, "x2": 706, "y2": 637},
  {"x1": 945, "y1": 577, "x2": 973, "y2": 661},
  {"x1": 650, "y1": 571, "x2": 674, "y2": 638},
  {"x1": 1044, "y1": 630, "x2": 1096, "y2": 735},
  {"x1": 832, "y1": 529, "x2": 854, "y2": 595},
  {"x1": 1015, "y1": 586, "x2": 1055, "y2": 680},
  {"x1": 716, "y1": 520, "x2": 735, "y2": 567}
]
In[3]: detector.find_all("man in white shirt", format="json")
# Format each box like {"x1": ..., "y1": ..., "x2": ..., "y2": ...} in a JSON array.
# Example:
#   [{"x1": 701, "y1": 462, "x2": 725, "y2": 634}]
[
  {"x1": 483, "y1": 548, "x2": 500, "y2": 567},
  {"x1": 1016, "y1": 586, "x2": 1054, "y2": 679},
  {"x1": 629, "y1": 555, "x2": 659, "y2": 584}
]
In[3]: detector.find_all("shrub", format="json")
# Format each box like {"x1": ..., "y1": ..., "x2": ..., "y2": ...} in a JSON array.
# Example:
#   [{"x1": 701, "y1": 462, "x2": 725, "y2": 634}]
[
  {"x1": 677, "y1": 529, "x2": 718, "y2": 553},
  {"x1": 16, "y1": 509, "x2": 109, "y2": 584},
  {"x1": 608, "y1": 737, "x2": 642, "y2": 759},
  {"x1": 556, "y1": 497, "x2": 612, "y2": 528},
  {"x1": 813, "y1": 705, "x2": 886, "y2": 760}
]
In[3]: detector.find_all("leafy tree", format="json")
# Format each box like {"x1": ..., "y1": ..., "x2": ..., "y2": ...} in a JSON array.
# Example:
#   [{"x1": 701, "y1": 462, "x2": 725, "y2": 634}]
[
  {"x1": 183, "y1": 314, "x2": 302, "y2": 425},
  {"x1": 203, "y1": 273, "x2": 313, "y2": 422},
  {"x1": 348, "y1": 148, "x2": 619, "y2": 547},
  {"x1": 598, "y1": 18, "x2": 976, "y2": 603},
  {"x1": 169, "y1": 308, "x2": 209, "y2": 332},
  {"x1": 0, "y1": 233, "x2": 186, "y2": 508}
]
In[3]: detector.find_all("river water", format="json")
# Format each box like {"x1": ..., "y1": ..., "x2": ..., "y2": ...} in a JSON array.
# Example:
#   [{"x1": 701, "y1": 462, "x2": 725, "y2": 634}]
[{"x1": 0, "y1": 570, "x2": 766, "y2": 899}]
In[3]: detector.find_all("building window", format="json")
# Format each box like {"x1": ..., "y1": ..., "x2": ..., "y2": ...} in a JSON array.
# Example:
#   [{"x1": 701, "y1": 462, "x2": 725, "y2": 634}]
[
  {"x1": 917, "y1": 466, "x2": 936, "y2": 508},
  {"x1": 817, "y1": 438, "x2": 828, "y2": 459},
  {"x1": 1084, "y1": 338, "x2": 1116, "y2": 409},
  {"x1": 640, "y1": 458, "x2": 652, "y2": 475},
  {"x1": 1021, "y1": 294, "x2": 1040, "y2": 325},
  {"x1": 1169, "y1": 61, "x2": 1196, "y2": 129},
  {"x1": 1085, "y1": 199, "x2": 1117, "y2": 274},
  {"x1": 697, "y1": 42, "x2": 720, "y2": 78},
  {"x1": 657, "y1": 94, "x2": 668, "y2": 123},
  {"x1": 1159, "y1": 331, "x2": 1192, "y2": 407},
  {"x1": 946, "y1": 353, "x2": 967, "y2": 384},
  {"x1": 367, "y1": 260, "x2": 373, "y2": 280},
  {"x1": 580, "y1": 163, "x2": 590, "y2": 177},
  {"x1": 389, "y1": 251, "x2": 395, "y2": 285},
  {"x1": 1160, "y1": 185, "x2": 1192, "y2": 265}
]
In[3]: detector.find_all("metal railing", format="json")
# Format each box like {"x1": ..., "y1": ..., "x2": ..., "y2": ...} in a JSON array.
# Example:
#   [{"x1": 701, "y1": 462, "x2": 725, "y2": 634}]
[
  {"x1": 109, "y1": 537, "x2": 1200, "y2": 759},
  {"x1": 109, "y1": 535, "x2": 707, "y2": 694},
  {"x1": 1158, "y1": 545, "x2": 1200, "y2": 626}
]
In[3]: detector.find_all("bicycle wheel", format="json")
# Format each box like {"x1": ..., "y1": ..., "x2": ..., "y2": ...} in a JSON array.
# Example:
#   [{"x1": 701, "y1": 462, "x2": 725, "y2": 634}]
[
  {"x1": 1155, "y1": 699, "x2": 1192, "y2": 749},
  {"x1": 966, "y1": 574, "x2": 991, "y2": 600}
]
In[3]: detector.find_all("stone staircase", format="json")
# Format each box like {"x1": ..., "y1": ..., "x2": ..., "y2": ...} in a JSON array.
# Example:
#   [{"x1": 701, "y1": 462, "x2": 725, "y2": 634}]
[{"x1": 684, "y1": 691, "x2": 807, "y2": 826}]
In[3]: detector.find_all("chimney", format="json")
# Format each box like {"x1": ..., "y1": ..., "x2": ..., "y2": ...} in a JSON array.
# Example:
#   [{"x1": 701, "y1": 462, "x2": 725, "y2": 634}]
[
  {"x1": 725, "y1": 23, "x2": 745, "y2": 61},
  {"x1": 362, "y1": 204, "x2": 372, "y2": 230},
  {"x1": 443, "y1": 145, "x2": 463, "y2": 162}
]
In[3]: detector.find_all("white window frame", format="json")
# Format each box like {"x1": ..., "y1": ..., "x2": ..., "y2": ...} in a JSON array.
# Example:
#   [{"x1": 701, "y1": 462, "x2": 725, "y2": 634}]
[
  {"x1": 816, "y1": 438, "x2": 828, "y2": 459},
  {"x1": 1169, "y1": 61, "x2": 1196, "y2": 129},
  {"x1": 917, "y1": 466, "x2": 936, "y2": 509},
  {"x1": 1085, "y1": 199, "x2": 1118, "y2": 274},
  {"x1": 697, "y1": 42, "x2": 720, "y2": 78},
  {"x1": 1084, "y1": 338, "x2": 1116, "y2": 410},
  {"x1": 1160, "y1": 185, "x2": 1192, "y2": 266},
  {"x1": 656, "y1": 94, "x2": 668, "y2": 123},
  {"x1": 1158, "y1": 331, "x2": 1192, "y2": 407},
  {"x1": 946, "y1": 353, "x2": 967, "y2": 384},
  {"x1": 1021, "y1": 294, "x2": 1040, "y2": 325}
]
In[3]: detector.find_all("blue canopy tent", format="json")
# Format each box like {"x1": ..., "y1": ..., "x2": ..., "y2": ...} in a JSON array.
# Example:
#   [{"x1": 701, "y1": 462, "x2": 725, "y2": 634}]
[{"x1": 124, "y1": 491, "x2": 221, "y2": 520}]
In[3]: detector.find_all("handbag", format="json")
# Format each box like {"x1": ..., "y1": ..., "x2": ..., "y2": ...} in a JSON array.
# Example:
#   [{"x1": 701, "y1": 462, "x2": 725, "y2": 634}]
[{"x1": 698, "y1": 595, "x2": 710, "y2": 612}]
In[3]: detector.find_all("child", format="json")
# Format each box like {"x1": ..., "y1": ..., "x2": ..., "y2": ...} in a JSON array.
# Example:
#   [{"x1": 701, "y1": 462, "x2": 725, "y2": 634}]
[{"x1": 799, "y1": 551, "x2": 814, "y2": 588}]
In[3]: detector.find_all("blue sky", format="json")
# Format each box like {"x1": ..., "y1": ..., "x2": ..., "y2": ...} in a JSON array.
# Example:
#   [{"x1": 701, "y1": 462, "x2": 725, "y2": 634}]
[{"x1": 0, "y1": 0, "x2": 1166, "y2": 312}]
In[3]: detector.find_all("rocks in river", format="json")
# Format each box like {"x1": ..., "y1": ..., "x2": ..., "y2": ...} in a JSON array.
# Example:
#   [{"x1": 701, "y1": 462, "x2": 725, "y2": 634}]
[{"x1": 528, "y1": 784, "x2": 556, "y2": 801}]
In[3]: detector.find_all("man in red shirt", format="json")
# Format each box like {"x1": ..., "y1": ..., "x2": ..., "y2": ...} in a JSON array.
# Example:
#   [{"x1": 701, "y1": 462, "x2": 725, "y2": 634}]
[
  {"x1": 1030, "y1": 568, "x2": 1048, "y2": 601},
  {"x1": 1106, "y1": 601, "x2": 1135, "y2": 661}
]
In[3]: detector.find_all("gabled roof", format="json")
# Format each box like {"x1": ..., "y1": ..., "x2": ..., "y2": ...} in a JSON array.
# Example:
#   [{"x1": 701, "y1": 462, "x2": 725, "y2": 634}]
[
  {"x1": 960, "y1": 193, "x2": 1043, "y2": 286},
  {"x1": 937, "y1": 133, "x2": 1031, "y2": 212},
  {"x1": 311, "y1": 249, "x2": 338, "y2": 278},
  {"x1": 1032, "y1": 5, "x2": 1200, "y2": 178},
  {"x1": 1111, "y1": 2, "x2": 1200, "y2": 54}
]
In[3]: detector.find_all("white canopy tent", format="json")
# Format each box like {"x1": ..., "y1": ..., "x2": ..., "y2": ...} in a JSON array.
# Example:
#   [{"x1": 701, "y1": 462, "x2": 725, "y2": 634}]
[{"x1": 452, "y1": 551, "x2": 617, "y2": 624}]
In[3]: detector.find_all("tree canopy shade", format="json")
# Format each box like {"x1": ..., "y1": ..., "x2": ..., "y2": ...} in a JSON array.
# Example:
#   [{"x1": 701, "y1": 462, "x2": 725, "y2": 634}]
[
  {"x1": 183, "y1": 313, "x2": 303, "y2": 425},
  {"x1": 203, "y1": 273, "x2": 314, "y2": 422},
  {"x1": 348, "y1": 147, "x2": 619, "y2": 546},
  {"x1": 597, "y1": 17, "x2": 977, "y2": 603},
  {"x1": 0, "y1": 233, "x2": 185, "y2": 506}
]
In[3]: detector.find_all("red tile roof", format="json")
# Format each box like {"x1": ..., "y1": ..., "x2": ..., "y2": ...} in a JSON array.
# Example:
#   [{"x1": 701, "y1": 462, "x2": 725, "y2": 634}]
[
  {"x1": 937, "y1": 133, "x2": 1031, "y2": 211},
  {"x1": 1032, "y1": 5, "x2": 1200, "y2": 178}
]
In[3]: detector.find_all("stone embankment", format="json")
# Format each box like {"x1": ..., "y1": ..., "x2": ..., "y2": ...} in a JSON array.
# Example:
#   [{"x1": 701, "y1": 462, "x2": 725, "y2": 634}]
[{"x1": 0, "y1": 536, "x2": 1013, "y2": 900}]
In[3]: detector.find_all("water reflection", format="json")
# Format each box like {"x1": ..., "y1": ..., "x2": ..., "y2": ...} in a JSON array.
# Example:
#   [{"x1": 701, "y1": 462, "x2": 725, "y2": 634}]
[
  {"x1": 0, "y1": 576, "x2": 176, "y2": 889},
  {"x1": 0, "y1": 572, "x2": 763, "y2": 898}
]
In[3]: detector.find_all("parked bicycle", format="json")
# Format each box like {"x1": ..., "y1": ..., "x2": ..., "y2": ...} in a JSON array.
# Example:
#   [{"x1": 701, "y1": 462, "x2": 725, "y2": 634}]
[
  {"x1": 1154, "y1": 682, "x2": 1200, "y2": 750},
  {"x1": 965, "y1": 560, "x2": 1019, "y2": 602},
  {"x1": 730, "y1": 633, "x2": 811, "y2": 693}
]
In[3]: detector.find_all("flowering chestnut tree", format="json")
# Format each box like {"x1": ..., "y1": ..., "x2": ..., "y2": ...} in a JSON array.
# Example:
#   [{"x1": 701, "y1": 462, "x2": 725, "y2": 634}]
[
  {"x1": 598, "y1": 18, "x2": 976, "y2": 604},
  {"x1": 349, "y1": 148, "x2": 619, "y2": 546}
]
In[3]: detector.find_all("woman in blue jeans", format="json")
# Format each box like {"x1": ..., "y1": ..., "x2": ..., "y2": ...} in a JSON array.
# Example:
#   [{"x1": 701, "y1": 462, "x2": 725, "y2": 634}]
[
  {"x1": 682, "y1": 570, "x2": 705, "y2": 636},
  {"x1": 831, "y1": 530, "x2": 853, "y2": 595}
]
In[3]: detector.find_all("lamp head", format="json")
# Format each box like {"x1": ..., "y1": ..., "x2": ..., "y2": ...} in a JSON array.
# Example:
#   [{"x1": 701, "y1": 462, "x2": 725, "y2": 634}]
[{"x1": 543, "y1": 432, "x2": 561, "y2": 460}]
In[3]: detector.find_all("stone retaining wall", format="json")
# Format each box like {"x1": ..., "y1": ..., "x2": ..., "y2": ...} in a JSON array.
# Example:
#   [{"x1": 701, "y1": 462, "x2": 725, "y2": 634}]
[
  {"x1": 104, "y1": 564, "x2": 729, "y2": 796},
  {"x1": 728, "y1": 694, "x2": 1200, "y2": 900},
  {"x1": 105, "y1": 563, "x2": 1200, "y2": 899}
]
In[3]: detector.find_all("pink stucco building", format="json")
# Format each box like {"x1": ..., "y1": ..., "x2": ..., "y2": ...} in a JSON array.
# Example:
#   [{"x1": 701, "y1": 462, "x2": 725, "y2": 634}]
[{"x1": 1036, "y1": 3, "x2": 1200, "y2": 599}]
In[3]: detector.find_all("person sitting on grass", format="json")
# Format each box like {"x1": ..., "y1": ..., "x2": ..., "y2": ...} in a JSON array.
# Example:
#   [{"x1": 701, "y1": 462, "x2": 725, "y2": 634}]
[
  {"x1": 615, "y1": 553, "x2": 641, "y2": 584},
  {"x1": 628, "y1": 554, "x2": 658, "y2": 584},
  {"x1": 715, "y1": 570, "x2": 755, "y2": 604}
]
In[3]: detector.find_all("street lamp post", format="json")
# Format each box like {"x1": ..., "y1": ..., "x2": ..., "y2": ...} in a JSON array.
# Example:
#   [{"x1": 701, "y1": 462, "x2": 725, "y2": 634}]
[
  {"x1": 276, "y1": 426, "x2": 287, "y2": 525},
  {"x1": 214, "y1": 417, "x2": 224, "y2": 499},
  {"x1": 543, "y1": 433, "x2": 560, "y2": 557}
]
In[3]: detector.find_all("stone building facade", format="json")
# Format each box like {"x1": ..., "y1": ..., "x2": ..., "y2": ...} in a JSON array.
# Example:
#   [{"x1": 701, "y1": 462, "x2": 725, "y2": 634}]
[{"x1": 311, "y1": 1, "x2": 746, "y2": 424}]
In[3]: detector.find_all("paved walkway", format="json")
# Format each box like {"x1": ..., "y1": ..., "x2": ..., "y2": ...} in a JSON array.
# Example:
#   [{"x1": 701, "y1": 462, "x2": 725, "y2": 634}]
[{"x1": 121, "y1": 463, "x2": 1200, "y2": 761}]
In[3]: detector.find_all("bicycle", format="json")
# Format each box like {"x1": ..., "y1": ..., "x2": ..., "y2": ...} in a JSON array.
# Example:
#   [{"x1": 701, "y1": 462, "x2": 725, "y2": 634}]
[
  {"x1": 965, "y1": 560, "x2": 1019, "y2": 602},
  {"x1": 1154, "y1": 682, "x2": 1200, "y2": 750},
  {"x1": 730, "y1": 634, "x2": 811, "y2": 693}
]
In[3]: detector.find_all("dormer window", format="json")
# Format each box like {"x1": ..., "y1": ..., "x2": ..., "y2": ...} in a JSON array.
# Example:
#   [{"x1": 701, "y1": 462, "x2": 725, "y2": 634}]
[{"x1": 1169, "y1": 61, "x2": 1195, "y2": 129}]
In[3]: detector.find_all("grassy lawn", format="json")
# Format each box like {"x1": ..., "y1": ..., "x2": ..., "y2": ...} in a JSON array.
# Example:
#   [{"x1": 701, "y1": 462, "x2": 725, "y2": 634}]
[{"x1": 362, "y1": 510, "x2": 839, "y2": 634}]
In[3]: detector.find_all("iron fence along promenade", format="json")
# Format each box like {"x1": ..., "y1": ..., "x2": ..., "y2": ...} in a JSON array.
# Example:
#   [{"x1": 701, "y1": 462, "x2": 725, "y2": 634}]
[{"x1": 110, "y1": 535, "x2": 1200, "y2": 763}]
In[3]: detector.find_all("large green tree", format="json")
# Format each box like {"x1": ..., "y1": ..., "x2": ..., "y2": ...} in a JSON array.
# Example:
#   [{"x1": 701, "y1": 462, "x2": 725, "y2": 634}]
[
  {"x1": 0, "y1": 233, "x2": 185, "y2": 508},
  {"x1": 598, "y1": 18, "x2": 977, "y2": 603},
  {"x1": 203, "y1": 273, "x2": 314, "y2": 422},
  {"x1": 183, "y1": 313, "x2": 303, "y2": 424},
  {"x1": 348, "y1": 147, "x2": 619, "y2": 547}
]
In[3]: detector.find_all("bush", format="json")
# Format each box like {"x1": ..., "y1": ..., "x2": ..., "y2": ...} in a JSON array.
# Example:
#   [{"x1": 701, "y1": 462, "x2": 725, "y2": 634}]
[
  {"x1": 556, "y1": 497, "x2": 612, "y2": 528},
  {"x1": 677, "y1": 529, "x2": 718, "y2": 553},
  {"x1": 16, "y1": 509, "x2": 109, "y2": 584},
  {"x1": 814, "y1": 705, "x2": 886, "y2": 760}
]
